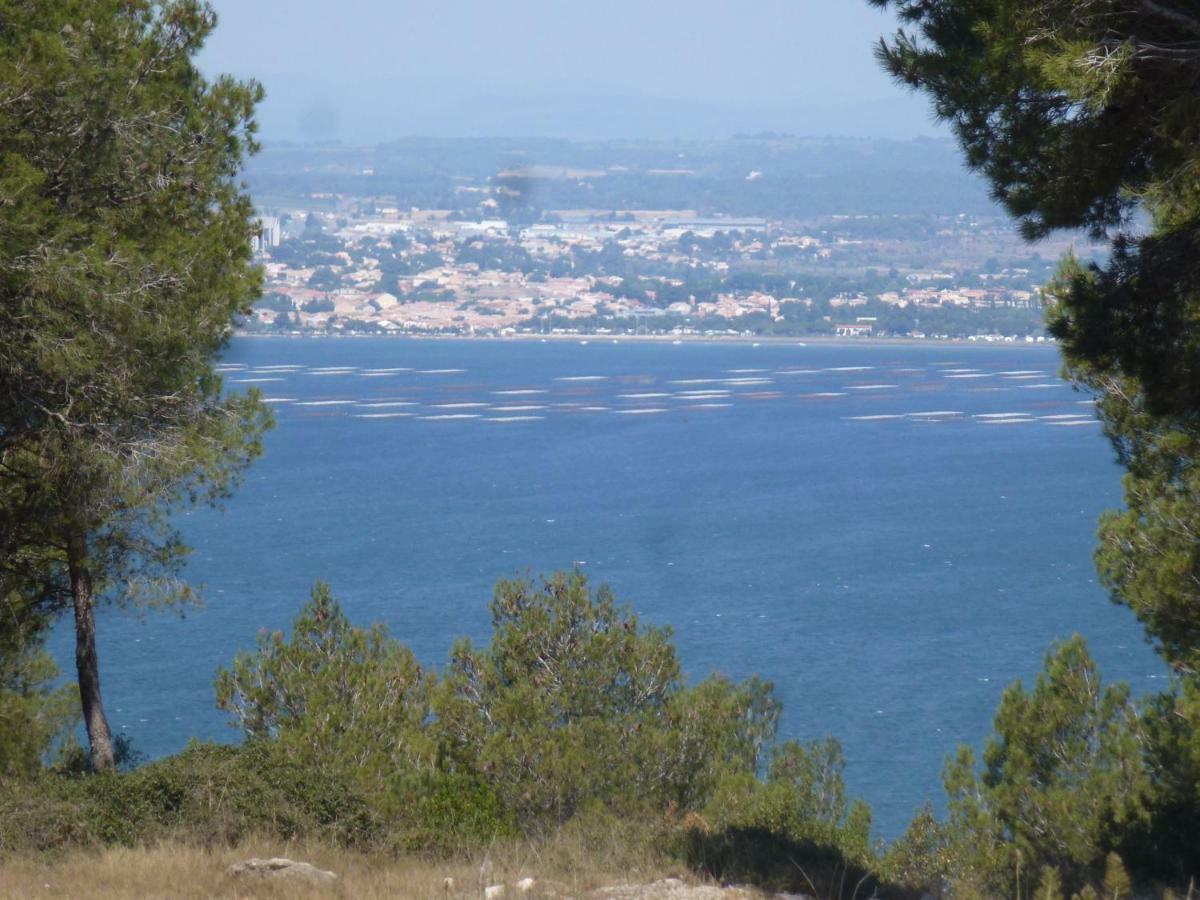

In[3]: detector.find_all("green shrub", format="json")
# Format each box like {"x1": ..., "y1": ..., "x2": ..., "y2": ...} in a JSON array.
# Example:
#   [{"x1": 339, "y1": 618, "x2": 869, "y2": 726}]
[
  {"x1": 215, "y1": 582, "x2": 435, "y2": 795},
  {"x1": 434, "y1": 571, "x2": 780, "y2": 827},
  {"x1": 1, "y1": 572, "x2": 893, "y2": 875},
  {"x1": 682, "y1": 736, "x2": 880, "y2": 894},
  {"x1": 0, "y1": 603, "x2": 78, "y2": 779},
  {"x1": 705, "y1": 738, "x2": 873, "y2": 858},
  {"x1": 879, "y1": 804, "x2": 948, "y2": 893},
  {"x1": 1122, "y1": 681, "x2": 1200, "y2": 886},
  {"x1": 650, "y1": 673, "x2": 780, "y2": 811},
  {"x1": 0, "y1": 741, "x2": 383, "y2": 855},
  {"x1": 0, "y1": 783, "x2": 91, "y2": 855},
  {"x1": 941, "y1": 637, "x2": 1151, "y2": 897},
  {"x1": 382, "y1": 770, "x2": 517, "y2": 851}
]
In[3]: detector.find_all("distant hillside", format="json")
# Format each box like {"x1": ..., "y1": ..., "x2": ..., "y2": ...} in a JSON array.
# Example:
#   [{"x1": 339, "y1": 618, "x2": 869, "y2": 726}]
[{"x1": 245, "y1": 136, "x2": 998, "y2": 218}]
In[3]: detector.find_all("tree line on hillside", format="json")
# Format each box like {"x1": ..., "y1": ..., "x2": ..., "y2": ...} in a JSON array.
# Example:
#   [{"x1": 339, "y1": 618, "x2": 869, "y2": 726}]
[
  {"x1": 2, "y1": 1, "x2": 1200, "y2": 897},
  {"x1": 244, "y1": 138, "x2": 998, "y2": 219}
]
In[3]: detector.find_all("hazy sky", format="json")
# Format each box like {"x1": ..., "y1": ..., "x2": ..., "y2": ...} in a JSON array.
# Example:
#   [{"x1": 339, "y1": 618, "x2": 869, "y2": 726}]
[{"x1": 199, "y1": 1, "x2": 940, "y2": 143}]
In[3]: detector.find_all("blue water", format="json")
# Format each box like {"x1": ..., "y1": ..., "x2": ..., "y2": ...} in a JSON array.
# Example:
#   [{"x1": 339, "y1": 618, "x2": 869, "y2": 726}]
[{"x1": 49, "y1": 337, "x2": 1166, "y2": 837}]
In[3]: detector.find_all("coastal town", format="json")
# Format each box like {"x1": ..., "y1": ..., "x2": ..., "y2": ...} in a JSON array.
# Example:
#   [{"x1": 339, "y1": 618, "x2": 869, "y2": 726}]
[{"x1": 246, "y1": 205, "x2": 1064, "y2": 341}]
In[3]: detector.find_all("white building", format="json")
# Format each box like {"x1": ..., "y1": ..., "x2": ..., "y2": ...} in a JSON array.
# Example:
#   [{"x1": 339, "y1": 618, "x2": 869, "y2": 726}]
[
  {"x1": 253, "y1": 215, "x2": 282, "y2": 252},
  {"x1": 372, "y1": 292, "x2": 400, "y2": 311}
]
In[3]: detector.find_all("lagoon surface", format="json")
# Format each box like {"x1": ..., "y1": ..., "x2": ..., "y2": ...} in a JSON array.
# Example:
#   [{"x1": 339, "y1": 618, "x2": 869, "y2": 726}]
[{"x1": 49, "y1": 337, "x2": 1166, "y2": 836}]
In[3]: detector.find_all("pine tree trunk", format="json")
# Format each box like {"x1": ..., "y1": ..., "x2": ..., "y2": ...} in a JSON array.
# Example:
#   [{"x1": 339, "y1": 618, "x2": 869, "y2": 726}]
[{"x1": 68, "y1": 534, "x2": 116, "y2": 773}]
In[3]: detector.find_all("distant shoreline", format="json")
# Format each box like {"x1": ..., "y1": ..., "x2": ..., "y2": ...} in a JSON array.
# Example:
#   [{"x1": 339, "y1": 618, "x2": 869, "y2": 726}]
[{"x1": 233, "y1": 331, "x2": 1059, "y2": 351}]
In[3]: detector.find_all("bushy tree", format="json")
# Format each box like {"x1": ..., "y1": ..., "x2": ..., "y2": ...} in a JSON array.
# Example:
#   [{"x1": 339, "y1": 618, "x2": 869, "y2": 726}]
[
  {"x1": 869, "y1": 1, "x2": 1200, "y2": 677},
  {"x1": 306, "y1": 266, "x2": 341, "y2": 290},
  {"x1": 870, "y1": 0, "x2": 1200, "y2": 416},
  {"x1": 882, "y1": 804, "x2": 950, "y2": 892},
  {"x1": 648, "y1": 673, "x2": 780, "y2": 812},
  {"x1": 705, "y1": 737, "x2": 874, "y2": 861},
  {"x1": 0, "y1": 601, "x2": 77, "y2": 779},
  {"x1": 0, "y1": 0, "x2": 270, "y2": 770},
  {"x1": 434, "y1": 571, "x2": 780, "y2": 826},
  {"x1": 1125, "y1": 682, "x2": 1200, "y2": 883},
  {"x1": 684, "y1": 737, "x2": 879, "y2": 897},
  {"x1": 871, "y1": 5, "x2": 1200, "y2": 887},
  {"x1": 942, "y1": 637, "x2": 1150, "y2": 896},
  {"x1": 1086, "y1": 384, "x2": 1200, "y2": 678},
  {"x1": 216, "y1": 574, "x2": 900, "y2": 856},
  {"x1": 215, "y1": 583, "x2": 435, "y2": 792}
]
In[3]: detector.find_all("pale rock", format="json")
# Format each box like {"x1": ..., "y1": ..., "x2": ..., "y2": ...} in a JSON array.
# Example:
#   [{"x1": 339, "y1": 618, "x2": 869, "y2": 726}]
[
  {"x1": 485, "y1": 884, "x2": 506, "y2": 899},
  {"x1": 588, "y1": 878, "x2": 770, "y2": 899},
  {"x1": 516, "y1": 877, "x2": 537, "y2": 893},
  {"x1": 226, "y1": 857, "x2": 337, "y2": 884}
]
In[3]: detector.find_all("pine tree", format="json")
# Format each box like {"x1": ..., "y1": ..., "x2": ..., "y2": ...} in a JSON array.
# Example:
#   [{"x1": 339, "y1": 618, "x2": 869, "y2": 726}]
[
  {"x1": 215, "y1": 583, "x2": 435, "y2": 791},
  {"x1": 869, "y1": 12, "x2": 1200, "y2": 885},
  {"x1": 0, "y1": 1, "x2": 270, "y2": 770},
  {"x1": 869, "y1": 0, "x2": 1200, "y2": 417},
  {"x1": 942, "y1": 638, "x2": 1150, "y2": 895}
]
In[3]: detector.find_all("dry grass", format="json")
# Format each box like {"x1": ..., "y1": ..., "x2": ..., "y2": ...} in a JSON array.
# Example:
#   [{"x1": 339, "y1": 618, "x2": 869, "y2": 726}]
[{"x1": 0, "y1": 828, "x2": 696, "y2": 900}]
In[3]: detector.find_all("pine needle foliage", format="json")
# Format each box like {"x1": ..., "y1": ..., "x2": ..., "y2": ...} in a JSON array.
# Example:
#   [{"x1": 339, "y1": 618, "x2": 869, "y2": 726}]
[
  {"x1": 435, "y1": 571, "x2": 781, "y2": 827},
  {"x1": 869, "y1": 6, "x2": 1200, "y2": 888},
  {"x1": 941, "y1": 638, "x2": 1151, "y2": 896},
  {"x1": 0, "y1": 1, "x2": 271, "y2": 770},
  {"x1": 215, "y1": 582, "x2": 436, "y2": 794},
  {"x1": 869, "y1": 0, "x2": 1200, "y2": 414}
]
